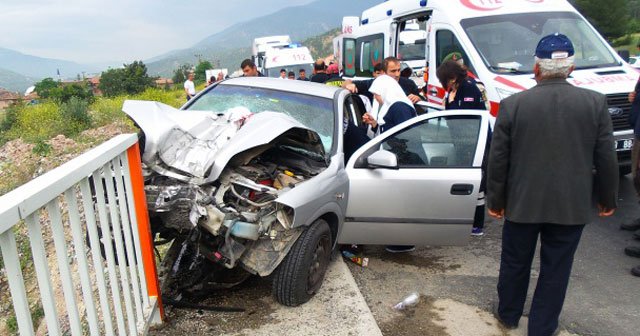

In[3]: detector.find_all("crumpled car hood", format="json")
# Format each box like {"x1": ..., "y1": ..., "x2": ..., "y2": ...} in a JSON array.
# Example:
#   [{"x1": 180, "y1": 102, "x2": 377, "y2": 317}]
[{"x1": 122, "y1": 100, "x2": 325, "y2": 183}]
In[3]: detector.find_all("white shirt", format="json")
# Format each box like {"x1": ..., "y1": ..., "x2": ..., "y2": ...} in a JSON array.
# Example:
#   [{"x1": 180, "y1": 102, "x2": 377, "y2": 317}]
[{"x1": 184, "y1": 79, "x2": 196, "y2": 95}]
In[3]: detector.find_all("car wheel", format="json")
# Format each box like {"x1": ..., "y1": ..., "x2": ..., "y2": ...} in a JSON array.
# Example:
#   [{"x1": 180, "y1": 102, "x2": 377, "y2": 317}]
[
  {"x1": 620, "y1": 165, "x2": 632, "y2": 176},
  {"x1": 272, "y1": 219, "x2": 332, "y2": 306}
]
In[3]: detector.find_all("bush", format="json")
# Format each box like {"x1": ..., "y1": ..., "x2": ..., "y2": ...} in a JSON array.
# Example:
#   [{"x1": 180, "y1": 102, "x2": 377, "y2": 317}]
[
  {"x1": 9, "y1": 102, "x2": 63, "y2": 143},
  {"x1": 0, "y1": 104, "x2": 21, "y2": 145},
  {"x1": 59, "y1": 97, "x2": 92, "y2": 136},
  {"x1": 133, "y1": 87, "x2": 184, "y2": 108},
  {"x1": 32, "y1": 140, "x2": 52, "y2": 156},
  {"x1": 89, "y1": 96, "x2": 129, "y2": 127}
]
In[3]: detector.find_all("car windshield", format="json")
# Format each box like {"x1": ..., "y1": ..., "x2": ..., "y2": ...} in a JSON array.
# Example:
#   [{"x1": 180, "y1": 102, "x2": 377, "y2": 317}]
[
  {"x1": 461, "y1": 11, "x2": 618, "y2": 74},
  {"x1": 185, "y1": 84, "x2": 335, "y2": 152}
]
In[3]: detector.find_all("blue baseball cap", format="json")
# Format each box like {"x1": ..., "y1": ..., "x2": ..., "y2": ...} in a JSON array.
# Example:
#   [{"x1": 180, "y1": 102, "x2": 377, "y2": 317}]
[{"x1": 535, "y1": 33, "x2": 574, "y2": 59}]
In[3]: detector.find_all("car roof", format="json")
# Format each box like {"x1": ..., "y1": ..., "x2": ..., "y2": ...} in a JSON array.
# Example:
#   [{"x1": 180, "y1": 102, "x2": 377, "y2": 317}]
[{"x1": 220, "y1": 77, "x2": 344, "y2": 99}]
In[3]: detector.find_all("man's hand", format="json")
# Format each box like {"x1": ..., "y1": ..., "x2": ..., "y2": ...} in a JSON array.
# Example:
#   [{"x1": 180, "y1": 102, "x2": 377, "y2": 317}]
[
  {"x1": 597, "y1": 204, "x2": 615, "y2": 217},
  {"x1": 408, "y1": 94, "x2": 422, "y2": 104},
  {"x1": 629, "y1": 91, "x2": 636, "y2": 103},
  {"x1": 488, "y1": 208, "x2": 504, "y2": 219},
  {"x1": 342, "y1": 80, "x2": 358, "y2": 93}
]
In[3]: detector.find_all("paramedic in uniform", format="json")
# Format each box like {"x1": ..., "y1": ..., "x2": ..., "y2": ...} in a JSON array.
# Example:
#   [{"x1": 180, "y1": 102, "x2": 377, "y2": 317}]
[{"x1": 436, "y1": 59, "x2": 489, "y2": 236}]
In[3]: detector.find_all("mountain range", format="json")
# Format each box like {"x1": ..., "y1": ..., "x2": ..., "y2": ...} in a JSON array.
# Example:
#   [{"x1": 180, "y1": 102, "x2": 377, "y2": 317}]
[
  {"x1": 0, "y1": 0, "x2": 377, "y2": 92},
  {"x1": 145, "y1": 0, "x2": 377, "y2": 76}
]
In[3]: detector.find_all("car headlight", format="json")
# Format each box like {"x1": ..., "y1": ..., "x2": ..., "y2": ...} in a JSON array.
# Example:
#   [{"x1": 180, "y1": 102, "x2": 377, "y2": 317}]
[{"x1": 495, "y1": 87, "x2": 518, "y2": 100}]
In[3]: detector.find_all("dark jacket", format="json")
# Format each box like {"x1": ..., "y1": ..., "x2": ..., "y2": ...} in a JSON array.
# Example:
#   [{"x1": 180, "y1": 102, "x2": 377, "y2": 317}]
[
  {"x1": 376, "y1": 102, "x2": 417, "y2": 134},
  {"x1": 445, "y1": 77, "x2": 485, "y2": 110},
  {"x1": 310, "y1": 73, "x2": 330, "y2": 83},
  {"x1": 487, "y1": 78, "x2": 618, "y2": 225}
]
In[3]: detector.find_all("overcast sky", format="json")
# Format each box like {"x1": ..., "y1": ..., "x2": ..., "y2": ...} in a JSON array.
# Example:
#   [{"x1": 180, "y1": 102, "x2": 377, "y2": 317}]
[{"x1": 0, "y1": 0, "x2": 316, "y2": 64}]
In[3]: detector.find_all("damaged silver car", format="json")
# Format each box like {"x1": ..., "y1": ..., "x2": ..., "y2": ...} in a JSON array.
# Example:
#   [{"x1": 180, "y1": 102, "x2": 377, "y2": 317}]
[{"x1": 123, "y1": 77, "x2": 490, "y2": 306}]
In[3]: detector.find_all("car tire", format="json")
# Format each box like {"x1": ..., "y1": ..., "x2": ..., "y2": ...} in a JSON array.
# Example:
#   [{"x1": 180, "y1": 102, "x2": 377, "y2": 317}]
[
  {"x1": 620, "y1": 165, "x2": 632, "y2": 176},
  {"x1": 272, "y1": 219, "x2": 332, "y2": 306}
]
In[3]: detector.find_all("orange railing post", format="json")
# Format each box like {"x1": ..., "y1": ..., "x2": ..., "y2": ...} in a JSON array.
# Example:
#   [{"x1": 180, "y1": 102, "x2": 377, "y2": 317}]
[{"x1": 126, "y1": 144, "x2": 165, "y2": 320}]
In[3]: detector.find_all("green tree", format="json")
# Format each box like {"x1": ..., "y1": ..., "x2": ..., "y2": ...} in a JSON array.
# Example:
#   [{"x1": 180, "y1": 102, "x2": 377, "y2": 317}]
[
  {"x1": 34, "y1": 78, "x2": 59, "y2": 99},
  {"x1": 194, "y1": 60, "x2": 213, "y2": 84},
  {"x1": 172, "y1": 64, "x2": 192, "y2": 84},
  {"x1": 574, "y1": 0, "x2": 631, "y2": 40},
  {"x1": 99, "y1": 67, "x2": 127, "y2": 97},
  {"x1": 49, "y1": 83, "x2": 94, "y2": 103},
  {"x1": 99, "y1": 60, "x2": 154, "y2": 97}
]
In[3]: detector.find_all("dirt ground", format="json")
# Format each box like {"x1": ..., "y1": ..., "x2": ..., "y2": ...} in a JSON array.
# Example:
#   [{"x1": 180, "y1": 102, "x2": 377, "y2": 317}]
[{"x1": 150, "y1": 276, "x2": 278, "y2": 336}]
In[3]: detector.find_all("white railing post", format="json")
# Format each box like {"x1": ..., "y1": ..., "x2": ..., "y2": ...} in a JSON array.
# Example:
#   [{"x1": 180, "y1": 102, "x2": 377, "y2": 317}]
[
  {"x1": 0, "y1": 230, "x2": 35, "y2": 336},
  {"x1": 0, "y1": 134, "x2": 163, "y2": 335}
]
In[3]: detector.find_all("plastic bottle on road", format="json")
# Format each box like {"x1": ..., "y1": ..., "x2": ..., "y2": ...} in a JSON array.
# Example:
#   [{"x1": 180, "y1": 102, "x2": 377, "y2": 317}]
[
  {"x1": 392, "y1": 292, "x2": 420, "y2": 310},
  {"x1": 341, "y1": 250, "x2": 369, "y2": 267}
]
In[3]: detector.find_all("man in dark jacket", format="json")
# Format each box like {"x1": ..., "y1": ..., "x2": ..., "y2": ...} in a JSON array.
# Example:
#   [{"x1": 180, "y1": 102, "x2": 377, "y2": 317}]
[
  {"x1": 487, "y1": 33, "x2": 618, "y2": 335},
  {"x1": 622, "y1": 67, "x2": 640, "y2": 276},
  {"x1": 342, "y1": 57, "x2": 422, "y2": 104},
  {"x1": 240, "y1": 59, "x2": 264, "y2": 77},
  {"x1": 310, "y1": 59, "x2": 330, "y2": 83}
]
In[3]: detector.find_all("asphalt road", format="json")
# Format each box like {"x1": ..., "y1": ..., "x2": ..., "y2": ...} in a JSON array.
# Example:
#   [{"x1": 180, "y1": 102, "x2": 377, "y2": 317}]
[
  {"x1": 152, "y1": 175, "x2": 639, "y2": 335},
  {"x1": 348, "y1": 174, "x2": 640, "y2": 336}
]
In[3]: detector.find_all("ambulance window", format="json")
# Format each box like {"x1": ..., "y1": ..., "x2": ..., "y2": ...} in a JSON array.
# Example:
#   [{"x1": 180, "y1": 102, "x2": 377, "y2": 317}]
[
  {"x1": 436, "y1": 30, "x2": 475, "y2": 75},
  {"x1": 344, "y1": 38, "x2": 356, "y2": 77},
  {"x1": 398, "y1": 20, "x2": 427, "y2": 62},
  {"x1": 356, "y1": 34, "x2": 384, "y2": 77}
]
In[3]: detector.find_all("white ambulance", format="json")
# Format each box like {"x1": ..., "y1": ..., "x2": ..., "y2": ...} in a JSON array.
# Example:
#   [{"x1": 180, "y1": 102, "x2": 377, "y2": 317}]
[
  {"x1": 262, "y1": 45, "x2": 315, "y2": 78},
  {"x1": 334, "y1": 0, "x2": 638, "y2": 173},
  {"x1": 252, "y1": 35, "x2": 292, "y2": 72}
]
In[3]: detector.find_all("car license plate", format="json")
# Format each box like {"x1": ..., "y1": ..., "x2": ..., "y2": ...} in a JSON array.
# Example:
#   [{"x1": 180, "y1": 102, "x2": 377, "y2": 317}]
[{"x1": 616, "y1": 138, "x2": 634, "y2": 151}]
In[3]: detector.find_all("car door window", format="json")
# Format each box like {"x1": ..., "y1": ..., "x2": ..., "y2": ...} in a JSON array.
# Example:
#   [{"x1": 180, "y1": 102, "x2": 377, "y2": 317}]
[{"x1": 364, "y1": 115, "x2": 482, "y2": 168}]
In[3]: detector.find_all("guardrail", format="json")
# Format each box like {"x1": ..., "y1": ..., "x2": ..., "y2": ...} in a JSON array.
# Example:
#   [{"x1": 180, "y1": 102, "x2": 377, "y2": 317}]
[{"x1": 0, "y1": 134, "x2": 163, "y2": 336}]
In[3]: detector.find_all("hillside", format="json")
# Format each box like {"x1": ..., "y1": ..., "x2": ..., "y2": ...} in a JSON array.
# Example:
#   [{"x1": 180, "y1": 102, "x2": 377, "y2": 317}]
[
  {"x1": 0, "y1": 47, "x2": 97, "y2": 80},
  {"x1": 0, "y1": 67, "x2": 37, "y2": 93},
  {"x1": 146, "y1": 0, "x2": 376, "y2": 76}
]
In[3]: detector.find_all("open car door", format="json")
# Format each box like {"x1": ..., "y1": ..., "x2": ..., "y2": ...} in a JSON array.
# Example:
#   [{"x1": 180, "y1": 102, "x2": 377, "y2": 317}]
[{"x1": 339, "y1": 110, "x2": 490, "y2": 246}]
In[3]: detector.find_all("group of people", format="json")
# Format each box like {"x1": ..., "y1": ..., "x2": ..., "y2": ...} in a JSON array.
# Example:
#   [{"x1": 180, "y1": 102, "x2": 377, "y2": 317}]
[
  {"x1": 183, "y1": 70, "x2": 226, "y2": 101},
  {"x1": 202, "y1": 33, "x2": 621, "y2": 335},
  {"x1": 278, "y1": 68, "x2": 309, "y2": 80}
]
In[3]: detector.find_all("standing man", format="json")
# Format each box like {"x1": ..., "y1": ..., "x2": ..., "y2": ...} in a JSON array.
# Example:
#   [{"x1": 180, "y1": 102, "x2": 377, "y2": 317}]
[
  {"x1": 240, "y1": 59, "x2": 264, "y2": 77},
  {"x1": 310, "y1": 59, "x2": 329, "y2": 83},
  {"x1": 279, "y1": 68, "x2": 287, "y2": 79},
  {"x1": 487, "y1": 33, "x2": 618, "y2": 335},
  {"x1": 184, "y1": 71, "x2": 196, "y2": 101},
  {"x1": 622, "y1": 53, "x2": 640, "y2": 277}
]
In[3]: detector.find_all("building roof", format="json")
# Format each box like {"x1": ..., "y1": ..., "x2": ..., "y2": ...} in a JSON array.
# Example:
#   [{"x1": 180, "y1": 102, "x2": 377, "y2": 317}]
[{"x1": 0, "y1": 89, "x2": 20, "y2": 101}]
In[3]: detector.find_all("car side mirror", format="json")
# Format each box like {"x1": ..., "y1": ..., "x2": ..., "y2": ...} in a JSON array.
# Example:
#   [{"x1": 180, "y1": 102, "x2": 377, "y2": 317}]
[{"x1": 366, "y1": 149, "x2": 399, "y2": 169}]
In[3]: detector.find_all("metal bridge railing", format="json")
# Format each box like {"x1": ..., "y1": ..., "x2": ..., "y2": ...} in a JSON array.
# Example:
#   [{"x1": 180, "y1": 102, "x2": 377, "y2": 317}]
[{"x1": 0, "y1": 134, "x2": 163, "y2": 336}]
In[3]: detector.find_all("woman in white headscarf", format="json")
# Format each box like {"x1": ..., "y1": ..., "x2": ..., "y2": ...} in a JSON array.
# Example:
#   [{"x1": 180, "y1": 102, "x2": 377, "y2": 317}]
[
  {"x1": 363, "y1": 75, "x2": 418, "y2": 254},
  {"x1": 363, "y1": 75, "x2": 417, "y2": 135}
]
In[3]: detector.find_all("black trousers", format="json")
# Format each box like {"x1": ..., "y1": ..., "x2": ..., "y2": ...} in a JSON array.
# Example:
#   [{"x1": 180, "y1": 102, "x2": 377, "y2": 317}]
[{"x1": 497, "y1": 220, "x2": 584, "y2": 336}]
